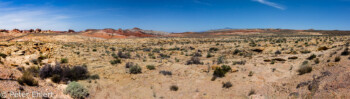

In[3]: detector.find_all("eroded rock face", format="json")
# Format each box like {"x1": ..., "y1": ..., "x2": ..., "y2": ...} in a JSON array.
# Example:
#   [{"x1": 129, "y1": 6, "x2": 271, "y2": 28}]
[{"x1": 81, "y1": 28, "x2": 168, "y2": 39}]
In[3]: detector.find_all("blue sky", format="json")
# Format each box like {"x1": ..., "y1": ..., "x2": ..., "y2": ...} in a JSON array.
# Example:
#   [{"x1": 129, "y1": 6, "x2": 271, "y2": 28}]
[{"x1": 0, "y1": 0, "x2": 349, "y2": 32}]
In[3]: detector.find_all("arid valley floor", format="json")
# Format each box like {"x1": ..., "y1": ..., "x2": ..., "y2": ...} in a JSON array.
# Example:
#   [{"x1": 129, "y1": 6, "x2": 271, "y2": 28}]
[{"x1": 1, "y1": 29, "x2": 350, "y2": 99}]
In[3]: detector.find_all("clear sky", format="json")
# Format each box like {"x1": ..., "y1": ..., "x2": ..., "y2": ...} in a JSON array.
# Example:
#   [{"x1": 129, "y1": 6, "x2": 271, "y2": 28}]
[{"x1": 0, "y1": 0, "x2": 349, "y2": 32}]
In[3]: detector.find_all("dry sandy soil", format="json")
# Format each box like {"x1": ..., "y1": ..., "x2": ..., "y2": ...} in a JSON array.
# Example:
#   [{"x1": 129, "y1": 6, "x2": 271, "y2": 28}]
[{"x1": 0, "y1": 31, "x2": 350, "y2": 99}]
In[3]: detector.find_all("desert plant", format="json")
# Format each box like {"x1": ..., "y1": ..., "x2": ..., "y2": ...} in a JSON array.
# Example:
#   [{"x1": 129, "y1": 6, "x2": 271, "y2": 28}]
[
  {"x1": 209, "y1": 47, "x2": 219, "y2": 52},
  {"x1": 70, "y1": 66, "x2": 89, "y2": 80},
  {"x1": 39, "y1": 64, "x2": 53, "y2": 79},
  {"x1": 297, "y1": 66, "x2": 312, "y2": 75},
  {"x1": 89, "y1": 74, "x2": 100, "y2": 80},
  {"x1": 206, "y1": 52, "x2": 213, "y2": 58},
  {"x1": 222, "y1": 82, "x2": 232, "y2": 88},
  {"x1": 51, "y1": 74, "x2": 61, "y2": 83},
  {"x1": 335, "y1": 56, "x2": 341, "y2": 62},
  {"x1": 125, "y1": 62, "x2": 134, "y2": 68},
  {"x1": 17, "y1": 71, "x2": 38, "y2": 86},
  {"x1": 0, "y1": 53, "x2": 7, "y2": 58},
  {"x1": 61, "y1": 58, "x2": 68, "y2": 63},
  {"x1": 170, "y1": 85, "x2": 179, "y2": 91},
  {"x1": 186, "y1": 56, "x2": 201, "y2": 65},
  {"x1": 314, "y1": 58, "x2": 320, "y2": 64},
  {"x1": 307, "y1": 54, "x2": 316, "y2": 60},
  {"x1": 217, "y1": 56, "x2": 225, "y2": 64},
  {"x1": 341, "y1": 48, "x2": 349, "y2": 56},
  {"x1": 248, "y1": 71, "x2": 254, "y2": 77},
  {"x1": 110, "y1": 59, "x2": 121, "y2": 65},
  {"x1": 146, "y1": 65, "x2": 156, "y2": 70},
  {"x1": 65, "y1": 82, "x2": 89, "y2": 99},
  {"x1": 221, "y1": 65, "x2": 231, "y2": 73},
  {"x1": 159, "y1": 70, "x2": 172, "y2": 76},
  {"x1": 213, "y1": 67, "x2": 225, "y2": 77},
  {"x1": 130, "y1": 65, "x2": 142, "y2": 74},
  {"x1": 26, "y1": 66, "x2": 40, "y2": 77}
]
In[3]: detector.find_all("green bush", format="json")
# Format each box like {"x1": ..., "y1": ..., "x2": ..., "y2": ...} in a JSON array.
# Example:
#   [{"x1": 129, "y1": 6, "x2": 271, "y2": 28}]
[
  {"x1": 130, "y1": 65, "x2": 142, "y2": 74},
  {"x1": 18, "y1": 71, "x2": 38, "y2": 86},
  {"x1": 65, "y1": 82, "x2": 89, "y2": 99},
  {"x1": 110, "y1": 59, "x2": 121, "y2": 65},
  {"x1": 213, "y1": 68, "x2": 225, "y2": 77},
  {"x1": 221, "y1": 65, "x2": 231, "y2": 73},
  {"x1": 146, "y1": 65, "x2": 156, "y2": 70}
]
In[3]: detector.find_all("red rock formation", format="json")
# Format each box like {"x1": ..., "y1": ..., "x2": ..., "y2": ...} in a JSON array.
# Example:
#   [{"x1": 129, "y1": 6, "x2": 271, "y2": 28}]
[
  {"x1": 68, "y1": 29, "x2": 75, "y2": 33},
  {"x1": 11, "y1": 29, "x2": 22, "y2": 33},
  {"x1": 0, "y1": 29, "x2": 9, "y2": 33}
]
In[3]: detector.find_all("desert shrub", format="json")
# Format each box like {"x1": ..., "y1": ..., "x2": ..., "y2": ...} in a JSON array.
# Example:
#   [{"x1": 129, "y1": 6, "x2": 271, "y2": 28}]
[
  {"x1": 152, "y1": 48, "x2": 161, "y2": 53},
  {"x1": 70, "y1": 66, "x2": 89, "y2": 80},
  {"x1": 110, "y1": 59, "x2": 121, "y2": 65},
  {"x1": 39, "y1": 64, "x2": 53, "y2": 79},
  {"x1": 288, "y1": 56, "x2": 298, "y2": 59},
  {"x1": 130, "y1": 65, "x2": 142, "y2": 74},
  {"x1": 146, "y1": 65, "x2": 156, "y2": 70},
  {"x1": 40, "y1": 64, "x2": 89, "y2": 82},
  {"x1": 335, "y1": 56, "x2": 341, "y2": 62},
  {"x1": 170, "y1": 85, "x2": 179, "y2": 91},
  {"x1": 233, "y1": 49, "x2": 241, "y2": 55},
  {"x1": 51, "y1": 74, "x2": 61, "y2": 83},
  {"x1": 275, "y1": 50, "x2": 281, "y2": 55},
  {"x1": 300, "y1": 50, "x2": 311, "y2": 54},
  {"x1": 17, "y1": 71, "x2": 38, "y2": 86},
  {"x1": 209, "y1": 47, "x2": 219, "y2": 52},
  {"x1": 248, "y1": 71, "x2": 254, "y2": 77},
  {"x1": 206, "y1": 52, "x2": 213, "y2": 58},
  {"x1": 221, "y1": 65, "x2": 231, "y2": 73},
  {"x1": 302, "y1": 61, "x2": 309, "y2": 65},
  {"x1": 89, "y1": 74, "x2": 100, "y2": 80},
  {"x1": 31, "y1": 59, "x2": 39, "y2": 65},
  {"x1": 65, "y1": 82, "x2": 89, "y2": 99},
  {"x1": 297, "y1": 66, "x2": 312, "y2": 75},
  {"x1": 110, "y1": 47, "x2": 116, "y2": 51},
  {"x1": 314, "y1": 58, "x2": 320, "y2": 64},
  {"x1": 159, "y1": 70, "x2": 172, "y2": 76},
  {"x1": 37, "y1": 55, "x2": 47, "y2": 63},
  {"x1": 111, "y1": 53, "x2": 118, "y2": 59},
  {"x1": 317, "y1": 46, "x2": 329, "y2": 51},
  {"x1": 118, "y1": 51, "x2": 131, "y2": 58},
  {"x1": 0, "y1": 53, "x2": 7, "y2": 58},
  {"x1": 213, "y1": 68, "x2": 225, "y2": 77},
  {"x1": 125, "y1": 62, "x2": 134, "y2": 68},
  {"x1": 217, "y1": 56, "x2": 225, "y2": 64},
  {"x1": 341, "y1": 48, "x2": 349, "y2": 56},
  {"x1": 232, "y1": 60, "x2": 246, "y2": 65},
  {"x1": 26, "y1": 66, "x2": 40, "y2": 77},
  {"x1": 186, "y1": 56, "x2": 201, "y2": 65},
  {"x1": 222, "y1": 82, "x2": 232, "y2": 88},
  {"x1": 61, "y1": 58, "x2": 68, "y2": 63},
  {"x1": 159, "y1": 53, "x2": 170, "y2": 59},
  {"x1": 307, "y1": 54, "x2": 316, "y2": 60},
  {"x1": 192, "y1": 52, "x2": 202, "y2": 57}
]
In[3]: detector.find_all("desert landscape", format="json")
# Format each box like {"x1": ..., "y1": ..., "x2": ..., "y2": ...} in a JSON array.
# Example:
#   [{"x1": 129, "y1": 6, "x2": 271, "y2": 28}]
[{"x1": 0, "y1": 28, "x2": 350, "y2": 99}]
